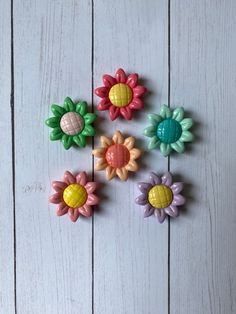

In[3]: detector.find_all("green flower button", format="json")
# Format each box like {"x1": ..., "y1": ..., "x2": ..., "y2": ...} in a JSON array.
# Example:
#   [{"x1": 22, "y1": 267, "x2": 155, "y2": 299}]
[
  {"x1": 143, "y1": 105, "x2": 194, "y2": 156},
  {"x1": 45, "y1": 97, "x2": 96, "y2": 150}
]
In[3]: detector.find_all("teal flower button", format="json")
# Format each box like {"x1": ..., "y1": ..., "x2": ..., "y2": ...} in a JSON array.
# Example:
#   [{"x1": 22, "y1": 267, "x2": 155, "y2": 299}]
[{"x1": 143, "y1": 105, "x2": 194, "y2": 156}]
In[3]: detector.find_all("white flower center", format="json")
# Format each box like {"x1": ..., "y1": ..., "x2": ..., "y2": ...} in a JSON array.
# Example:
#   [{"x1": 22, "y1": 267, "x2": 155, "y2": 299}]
[{"x1": 60, "y1": 112, "x2": 84, "y2": 135}]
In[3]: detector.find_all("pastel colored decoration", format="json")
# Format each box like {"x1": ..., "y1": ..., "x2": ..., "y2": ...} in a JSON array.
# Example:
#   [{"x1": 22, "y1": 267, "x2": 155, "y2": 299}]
[
  {"x1": 49, "y1": 171, "x2": 99, "y2": 222},
  {"x1": 135, "y1": 172, "x2": 185, "y2": 223},
  {"x1": 143, "y1": 105, "x2": 194, "y2": 156},
  {"x1": 92, "y1": 130, "x2": 141, "y2": 181},
  {"x1": 94, "y1": 68, "x2": 147, "y2": 121},
  {"x1": 45, "y1": 97, "x2": 96, "y2": 150}
]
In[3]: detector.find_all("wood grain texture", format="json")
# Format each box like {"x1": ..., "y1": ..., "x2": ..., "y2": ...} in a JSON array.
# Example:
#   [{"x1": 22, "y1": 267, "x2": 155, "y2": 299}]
[
  {"x1": 13, "y1": 1, "x2": 93, "y2": 313},
  {"x1": 169, "y1": 1, "x2": 236, "y2": 313},
  {"x1": 93, "y1": 1, "x2": 169, "y2": 313},
  {"x1": 0, "y1": 1, "x2": 15, "y2": 313}
]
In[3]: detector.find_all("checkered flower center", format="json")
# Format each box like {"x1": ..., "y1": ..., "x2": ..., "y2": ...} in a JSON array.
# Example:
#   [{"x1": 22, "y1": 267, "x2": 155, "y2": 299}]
[
  {"x1": 108, "y1": 83, "x2": 133, "y2": 107},
  {"x1": 148, "y1": 184, "x2": 173, "y2": 209},
  {"x1": 60, "y1": 112, "x2": 84, "y2": 135}
]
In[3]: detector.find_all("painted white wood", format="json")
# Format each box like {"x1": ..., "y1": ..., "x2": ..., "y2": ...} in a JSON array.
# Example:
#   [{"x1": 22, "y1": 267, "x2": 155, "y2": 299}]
[
  {"x1": 170, "y1": 1, "x2": 236, "y2": 313},
  {"x1": 0, "y1": 1, "x2": 15, "y2": 313},
  {"x1": 93, "y1": 1, "x2": 169, "y2": 313},
  {"x1": 13, "y1": 1, "x2": 93, "y2": 313}
]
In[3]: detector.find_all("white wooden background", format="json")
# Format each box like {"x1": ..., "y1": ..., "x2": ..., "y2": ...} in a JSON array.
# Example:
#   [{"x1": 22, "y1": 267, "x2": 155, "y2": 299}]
[{"x1": 1, "y1": 0, "x2": 236, "y2": 313}]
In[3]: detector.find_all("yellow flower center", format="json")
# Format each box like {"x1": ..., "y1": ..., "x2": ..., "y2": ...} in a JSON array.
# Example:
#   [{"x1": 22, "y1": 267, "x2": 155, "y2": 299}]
[
  {"x1": 148, "y1": 184, "x2": 173, "y2": 209},
  {"x1": 109, "y1": 83, "x2": 133, "y2": 107},
  {"x1": 63, "y1": 184, "x2": 87, "y2": 208}
]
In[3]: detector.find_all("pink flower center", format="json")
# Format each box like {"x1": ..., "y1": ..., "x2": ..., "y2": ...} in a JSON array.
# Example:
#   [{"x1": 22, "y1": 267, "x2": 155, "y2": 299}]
[
  {"x1": 105, "y1": 144, "x2": 130, "y2": 168},
  {"x1": 60, "y1": 112, "x2": 84, "y2": 135}
]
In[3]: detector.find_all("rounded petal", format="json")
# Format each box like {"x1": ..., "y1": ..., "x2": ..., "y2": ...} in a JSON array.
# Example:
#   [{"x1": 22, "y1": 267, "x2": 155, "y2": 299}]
[
  {"x1": 82, "y1": 125, "x2": 95, "y2": 137},
  {"x1": 115, "y1": 68, "x2": 126, "y2": 83},
  {"x1": 148, "y1": 113, "x2": 162, "y2": 125},
  {"x1": 129, "y1": 98, "x2": 144, "y2": 110},
  {"x1": 63, "y1": 97, "x2": 75, "y2": 112},
  {"x1": 125, "y1": 160, "x2": 138, "y2": 172},
  {"x1": 112, "y1": 130, "x2": 124, "y2": 144},
  {"x1": 160, "y1": 105, "x2": 171, "y2": 119},
  {"x1": 79, "y1": 204, "x2": 92, "y2": 217},
  {"x1": 126, "y1": 73, "x2": 138, "y2": 88},
  {"x1": 87, "y1": 194, "x2": 99, "y2": 205},
  {"x1": 164, "y1": 205, "x2": 179, "y2": 217},
  {"x1": 62, "y1": 134, "x2": 73, "y2": 150},
  {"x1": 106, "y1": 166, "x2": 116, "y2": 180},
  {"x1": 120, "y1": 107, "x2": 132, "y2": 120},
  {"x1": 49, "y1": 192, "x2": 62, "y2": 204},
  {"x1": 95, "y1": 159, "x2": 108, "y2": 171},
  {"x1": 148, "y1": 136, "x2": 160, "y2": 150},
  {"x1": 123, "y1": 136, "x2": 135, "y2": 150},
  {"x1": 50, "y1": 128, "x2": 63, "y2": 141},
  {"x1": 160, "y1": 143, "x2": 171, "y2": 156},
  {"x1": 76, "y1": 171, "x2": 87, "y2": 185},
  {"x1": 56, "y1": 203, "x2": 69, "y2": 216},
  {"x1": 143, "y1": 204, "x2": 155, "y2": 218},
  {"x1": 52, "y1": 181, "x2": 67, "y2": 192},
  {"x1": 172, "y1": 107, "x2": 184, "y2": 122},
  {"x1": 130, "y1": 148, "x2": 142, "y2": 159},
  {"x1": 109, "y1": 106, "x2": 120, "y2": 120},
  {"x1": 84, "y1": 113, "x2": 96, "y2": 125},
  {"x1": 51, "y1": 104, "x2": 65, "y2": 117},
  {"x1": 45, "y1": 116, "x2": 60, "y2": 128},
  {"x1": 97, "y1": 98, "x2": 111, "y2": 111},
  {"x1": 92, "y1": 148, "x2": 106, "y2": 158},
  {"x1": 180, "y1": 118, "x2": 193, "y2": 131},
  {"x1": 172, "y1": 194, "x2": 186, "y2": 206},
  {"x1": 180, "y1": 131, "x2": 194, "y2": 142},
  {"x1": 85, "y1": 182, "x2": 98, "y2": 194},
  {"x1": 76, "y1": 101, "x2": 87, "y2": 116},
  {"x1": 171, "y1": 182, "x2": 184, "y2": 195},
  {"x1": 171, "y1": 141, "x2": 185, "y2": 153},
  {"x1": 161, "y1": 172, "x2": 172, "y2": 186},
  {"x1": 95, "y1": 86, "x2": 109, "y2": 98},
  {"x1": 133, "y1": 85, "x2": 147, "y2": 97},
  {"x1": 64, "y1": 171, "x2": 76, "y2": 184},
  {"x1": 68, "y1": 208, "x2": 80, "y2": 222},
  {"x1": 73, "y1": 134, "x2": 86, "y2": 147},
  {"x1": 138, "y1": 182, "x2": 151, "y2": 193},
  {"x1": 143, "y1": 125, "x2": 157, "y2": 138},
  {"x1": 116, "y1": 168, "x2": 128, "y2": 181},
  {"x1": 154, "y1": 208, "x2": 167, "y2": 223},
  {"x1": 135, "y1": 194, "x2": 148, "y2": 205},
  {"x1": 100, "y1": 135, "x2": 113, "y2": 147},
  {"x1": 149, "y1": 172, "x2": 161, "y2": 185},
  {"x1": 102, "y1": 74, "x2": 117, "y2": 87}
]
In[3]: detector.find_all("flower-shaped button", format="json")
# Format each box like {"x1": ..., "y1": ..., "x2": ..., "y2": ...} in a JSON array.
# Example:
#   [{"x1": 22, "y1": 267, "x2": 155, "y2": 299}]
[
  {"x1": 135, "y1": 172, "x2": 185, "y2": 223},
  {"x1": 93, "y1": 130, "x2": 141, "y2": 181},
  {"x1": 49, "y1": 171, "x2": 99, "y2": 222},
  {"x1": 143, "y1": 105, "x2": 194, "y2": 156},
  {"x1": 95, "y1": 68, "x2": 147, "y2": 121},
  {"x1": 45, "y1": 97, "x2": 96, "y2": 150}
]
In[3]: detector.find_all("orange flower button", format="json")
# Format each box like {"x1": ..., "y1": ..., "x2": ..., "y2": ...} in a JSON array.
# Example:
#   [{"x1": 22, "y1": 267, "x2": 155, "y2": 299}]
[{"x1": 93, "y1": 130, "x2": 141, "y2": 181}]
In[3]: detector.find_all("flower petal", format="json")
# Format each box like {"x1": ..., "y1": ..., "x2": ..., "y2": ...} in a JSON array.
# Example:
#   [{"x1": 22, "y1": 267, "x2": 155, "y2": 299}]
[
  {"x1": 172, "y1": 107, "x2": 184, "y2": 122},
  {"x1": 154, "y1": 208, "x2": 167, "y2": 223},
  {"x1": 76, "y1": 171, "x2": 87, "y2": 185},
  {"x1": 133, "y1": 85, "x2": 146, "y2": 97},
  {"x1": 138, "y1": 182, "x2": 151, "y2": 193},
  {"x1": 129, "y1": 98, "x2": 143, "y2": 110},
  {"x1": 68, "y1": 208, "x2": 80, "y2": 222},
  {"x1": 164, "y1": 205, "x2": 179, "y2": 217},
  {"x1": 52, "y1": 181, "x2": 67, "y2": 192},
  {"x1": 123, "y1": 136, "x2": 135, "y2": 150},
  {"x1": 148, "y1": 113, "x2": 162, "y2": 125},
  {"x1": 56, "y1": 203, "x2": 69, "y2": 216},
  {"x1": 100, "y1": 135, "x2": 113, "y2": 147},
  {"x1": 102, "y1": 74, "x2": 117, "y2": 87},
  {"x1": 143, "y1": 204, "x2": 155, "y2": 218},
  {"x1": 64, "y1": 171, "x2": 76, "y2": 184},
  {"x1": 172, "y1": 194, "x2": 186, "y2": 206},
  {"x1": 62, "y1": 134, "x2": 73, "y2": 150},
  {"x1": 115, "y1": 68, "x2": 126, "y2": 83},
  {"x1": 92, "y1": 148, "x2": 106, "y2": 158},
  {"x1": 109, "y1": 106, "x2": 120, "y2": 120},
  {"x1": 84, "y1": 113, "x2": 96, "y2": 125},
  {"x1": 82, "y1": 125, "x2": 95, "y2": 137},
  {"x1": 63, "y1": 97, "x2": 75, "y2": 112},
  {"x1": 79, "y1": 204, "x2": 92, "y2": 217},
  {"x1": 95, "y1": 159, "x2": 108, "y2": 171},
  {"x1": 112, "y1": 130, "x2": 124, "y2": 144},
  {"x1": 120, "y1": 107, "x2": 132, "y2": 120},
  {"x1": 85, "y1": 182, "x2": 98, "y2": 194},
  {"x1": 180, "y1": 118, "x2": 193, "y2": 130},
  {"x1": 50, "y1": 128, "x2": 63, "y2": 141},
  {"x1": 95, "y1": 86, "x2": 109, "y2": 98},
  {"x1": 160, "y1": 105, "x2": 171, "y2": 119},
  {"x1": 161, "y1": 172, "x2": 172, "y2": 186},
  {"x1": 180, "y1": 131, "x2": 194, "y2": 142},
  {"x1": 49, "y1": 192, "x2": 62, "y2": 204},
  {"x1": 171, "y1": 182, "x2": 184, "y2": 194},
  {"x1": 126, "y1": 73, "x2": 138, "y2": 88},
  {"x1": 51, "y1": 104, "x2": 65, "y2": 117},
  {"x1": 106, "y1": 166, "x2": 116, "y2": 180},
  {"x1": 125, "y1": 160, "x2": 138, "y2": 172},
  {"x1": 97, "y1": 98, "x2": 111, "y2": 111},
  {"x1": 160, "y1": 143, "x2": 171, "y2": 156},
  {"x1": 130, "y1": 148, "x2": 141, "y2": 159},
  {"x1": 87, "y1": 194, "x2": 99, "y2": 205},
  {"x1": 76, "y1": 101, "x2": 87, "y2": 116},
  {"x1": 73, "y1": 134, "x2": 86, "y2": 147},
  {"x1": 143, "y1": 125, "x2": 156, "y2": 138},
  {"x1": 148, "y1": 136, "x2": 160, "y2": 150},
  {"x1": 171, "y1": 141, "x2": 185, "y2": 153},
  {"x1": 149, "y1": 172, "x2": 161, "y2": 185},
  {"x1": 135, "y1": 194, "x2": 147, "y2": 205},
  {"x1": 116, "y1": 168, "x2": 128, "y2": 181},
  {"x1": 45, "y1": 117, "x2": 60, "y2": 128}
]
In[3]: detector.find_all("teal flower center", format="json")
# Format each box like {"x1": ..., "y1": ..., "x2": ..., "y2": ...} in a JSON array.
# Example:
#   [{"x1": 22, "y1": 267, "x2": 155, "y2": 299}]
[{"x1": 157, "y1": 118, "x2": 182, "y2": 144}]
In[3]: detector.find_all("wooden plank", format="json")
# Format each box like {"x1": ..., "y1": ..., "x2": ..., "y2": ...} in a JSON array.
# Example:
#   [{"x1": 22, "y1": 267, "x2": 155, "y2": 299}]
[
  {"x1": 13, "y1": 1, "x2": 93, "y2": 313},
  {"x1": 93, "y1": 1, "x2": 169, "y2": 313},
  {"x1": 170, "y1": 1, "x2": 236, "y2": 313},
  {"x1": 0, "y1": 1, "x2": 15, "y2": 313}
]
